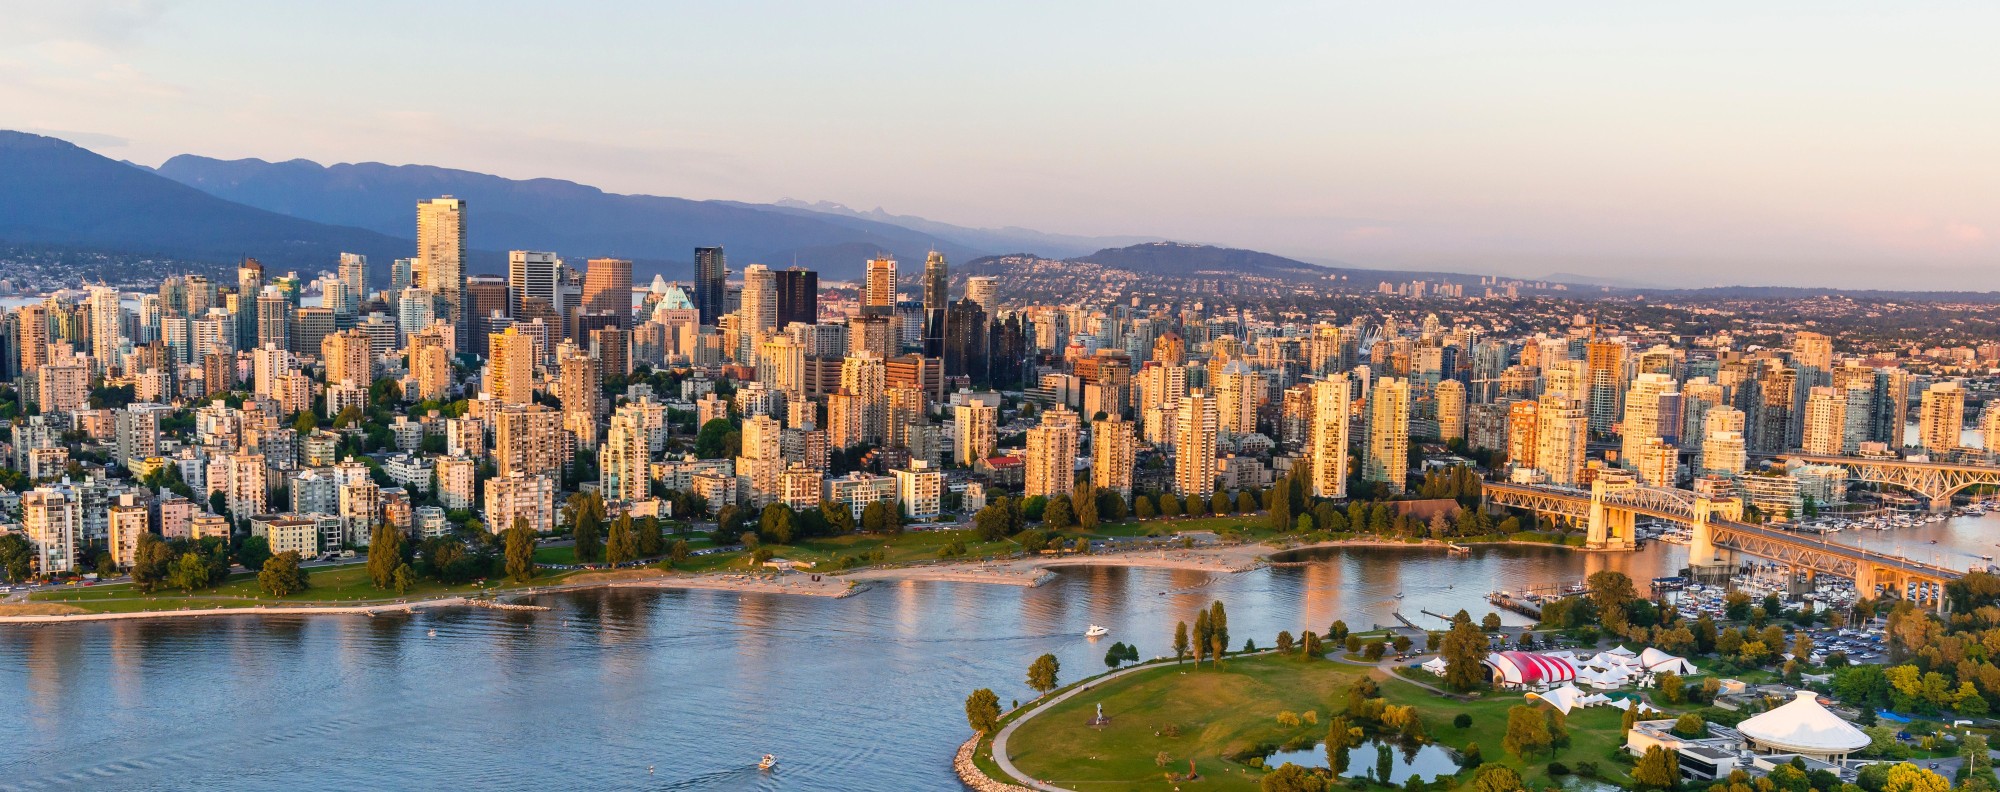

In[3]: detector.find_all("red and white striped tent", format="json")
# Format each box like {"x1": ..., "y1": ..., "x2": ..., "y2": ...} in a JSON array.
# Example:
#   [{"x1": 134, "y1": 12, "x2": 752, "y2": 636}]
[{"x1": 1484, "y1": 651, "x2": 1578, "y2": 687}]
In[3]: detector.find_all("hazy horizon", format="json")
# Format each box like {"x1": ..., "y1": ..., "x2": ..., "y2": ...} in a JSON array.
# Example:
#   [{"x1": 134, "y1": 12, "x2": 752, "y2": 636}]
[{"x1": 3, "y1": 2, "x2": 1996, "y2": 290}]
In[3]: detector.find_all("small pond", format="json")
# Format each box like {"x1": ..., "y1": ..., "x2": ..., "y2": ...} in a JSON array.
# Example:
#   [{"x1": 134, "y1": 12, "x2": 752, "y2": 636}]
[{"x1": 1263, "y1": 740, "x2": 1461, "y2": 784}]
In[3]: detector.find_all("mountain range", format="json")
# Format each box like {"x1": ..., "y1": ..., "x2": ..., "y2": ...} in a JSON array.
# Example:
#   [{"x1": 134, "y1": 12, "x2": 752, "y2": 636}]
[
  {"x1": 0, "y1": 128, "x2": 1761, "y2": 296},
  {"x1": 0, "y1": 131, "x2": 411, "y2": 272}
]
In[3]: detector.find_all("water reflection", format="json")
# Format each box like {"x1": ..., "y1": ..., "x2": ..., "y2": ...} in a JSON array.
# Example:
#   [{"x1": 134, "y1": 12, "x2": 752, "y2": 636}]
[{"x1": 0, "y1": 542, "x2": 1826, "y2": 791}]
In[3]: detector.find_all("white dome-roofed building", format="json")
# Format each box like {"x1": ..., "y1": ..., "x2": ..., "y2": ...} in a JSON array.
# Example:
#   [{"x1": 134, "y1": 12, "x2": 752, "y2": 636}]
[
  {"x1": 1484, "y1": 651, "x2": 1578, "y2": 688},
  {"x1": 1735, "y1": 691, "x2": 1869, "y2": 761}
]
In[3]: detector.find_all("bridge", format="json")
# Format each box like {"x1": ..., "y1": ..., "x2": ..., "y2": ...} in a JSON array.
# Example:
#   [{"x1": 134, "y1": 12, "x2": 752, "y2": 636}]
[
  {"x1": 1779, "y1": 453, "x2": 2000, "y2": 510},
  {"x1": 1484, "y1": 476, "x2": 1965, "y2": 607}
]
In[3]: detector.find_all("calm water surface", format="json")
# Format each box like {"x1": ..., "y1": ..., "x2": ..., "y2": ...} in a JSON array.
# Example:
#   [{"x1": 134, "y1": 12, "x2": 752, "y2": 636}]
[{"x1": 0, "y1": 539, "x2": 1843, "y2": 792}]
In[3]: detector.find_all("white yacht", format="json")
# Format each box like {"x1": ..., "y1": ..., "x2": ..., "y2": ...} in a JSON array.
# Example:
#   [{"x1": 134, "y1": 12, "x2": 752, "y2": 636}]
[{"x1": 1085, "y1": 625, "x2": 1109, "y2": 638}]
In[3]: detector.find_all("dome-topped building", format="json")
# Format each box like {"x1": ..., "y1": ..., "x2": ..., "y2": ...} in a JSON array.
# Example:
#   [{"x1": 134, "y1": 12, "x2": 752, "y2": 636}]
[{"x1": 1735, "y1": 691, "x2": 1869, "y2": 761}]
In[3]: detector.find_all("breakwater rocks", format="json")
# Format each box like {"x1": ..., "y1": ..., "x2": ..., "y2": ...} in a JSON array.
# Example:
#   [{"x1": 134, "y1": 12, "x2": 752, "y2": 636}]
[{"x1": 954, "y1": 736, "x2": 1035, "y2": 792}]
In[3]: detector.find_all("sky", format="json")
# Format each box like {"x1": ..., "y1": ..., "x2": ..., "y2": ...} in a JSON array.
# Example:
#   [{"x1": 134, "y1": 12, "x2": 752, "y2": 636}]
[{"x1": 2, "y1": 1, "x2": 1997, "y2": 290}]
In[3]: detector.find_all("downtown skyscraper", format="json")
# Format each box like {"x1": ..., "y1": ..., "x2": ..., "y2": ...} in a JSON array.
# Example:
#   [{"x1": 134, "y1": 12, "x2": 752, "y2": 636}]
[{"x1": 695, "y1": 246, "x2": 727, "y2": 326}]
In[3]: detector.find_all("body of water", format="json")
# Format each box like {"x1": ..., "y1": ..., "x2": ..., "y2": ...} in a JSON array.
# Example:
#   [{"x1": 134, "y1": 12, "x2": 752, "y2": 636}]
[{"x1": 0, "y1": 523, "x2": 1982, "y2": 791}]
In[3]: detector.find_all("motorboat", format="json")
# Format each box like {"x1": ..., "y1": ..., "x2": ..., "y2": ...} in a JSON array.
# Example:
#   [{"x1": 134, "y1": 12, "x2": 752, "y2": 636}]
[
  {"x1": 759, "y1": 754, "x2": 777, "y2": 771},
  {"x1": 1085, "y1": 625, "x2": 1109, "y2": 637}
]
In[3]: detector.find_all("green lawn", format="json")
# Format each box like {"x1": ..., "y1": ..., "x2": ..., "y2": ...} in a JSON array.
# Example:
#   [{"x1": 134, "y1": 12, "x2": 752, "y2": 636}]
[
  {"x1": 657, "y1": 528, "x2": 1024, "y2": 575},
  {"x1": 1006, "y1": 654, "x2": 1368, "y2": 791},
  {"x1": 1004, "y1": 652, "x2": 1647, "y2": 792},
  {"x1": 28, "y1": 562, "x2": 580, "y2": 614},
  {"x1": 1378, "y1": 674, "x2": 1633, "y2": 789},
  {"x1": 1086, "y1": 515, "x2": 1265, "y2": 539},
  {"x1": 533, "y1": 545, "x2": 579, "y2": 565}
]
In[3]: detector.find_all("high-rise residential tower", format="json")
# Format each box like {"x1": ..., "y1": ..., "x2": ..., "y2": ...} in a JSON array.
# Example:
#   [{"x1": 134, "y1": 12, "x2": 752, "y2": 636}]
[
  {"x1": 1308, "y1": 377, "x2": 1351, "y2": 499},
  {"x1": 416, "y1": 197, "x2": 467, "y2": 345},
  {"x1": 1174, "y1": 390, "x2": 1218, "y2": 497},
  {"x1": 339, "y1": 253, "x2": 368, "y2": 303},
  {"x1": 1366, "y1": 377, "x2": 1410, "y2": 494},
  {"x1": 738, "y1": 264, "x2": 778, "y2": 337},
  {"x1": 1920, "y1": 380, "x2": 1964, "y2": 454}
]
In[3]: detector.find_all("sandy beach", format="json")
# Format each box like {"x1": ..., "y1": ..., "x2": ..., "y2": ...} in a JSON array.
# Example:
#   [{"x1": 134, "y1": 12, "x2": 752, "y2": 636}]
[{"x1": 0, "y1": 536, "x2": 1482, "y2": 624}]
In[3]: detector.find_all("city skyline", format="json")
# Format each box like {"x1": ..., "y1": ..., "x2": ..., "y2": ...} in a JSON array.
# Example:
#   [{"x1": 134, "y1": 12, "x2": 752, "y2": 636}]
[{"x1": 4, "y1": 3, "x2": 1997, "y2": 289}]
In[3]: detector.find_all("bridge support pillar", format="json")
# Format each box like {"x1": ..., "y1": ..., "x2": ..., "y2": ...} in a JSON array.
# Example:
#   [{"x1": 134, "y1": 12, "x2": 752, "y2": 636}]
[
  {"x1": 1686, "y1": 513, "x2": 1733, "y2": 581},
  {"x1": 1855, "y1": 566, "x2": 1879, "y2": 600},
  {"x1": 1585, "y1": 478, "x2": 1636, "y2": 551}
]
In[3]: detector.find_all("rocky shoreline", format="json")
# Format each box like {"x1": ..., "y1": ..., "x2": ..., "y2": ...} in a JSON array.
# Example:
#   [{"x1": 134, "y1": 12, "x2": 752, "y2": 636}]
[{"x1": 953, "y1": 736, "x2": 1035, "y2": 792}]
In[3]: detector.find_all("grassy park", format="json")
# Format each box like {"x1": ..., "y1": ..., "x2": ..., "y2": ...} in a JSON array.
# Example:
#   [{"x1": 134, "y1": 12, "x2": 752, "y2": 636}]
[
  {"x1": 1006, "y1": 654, "x2": 1368, "y2": 790},
  {"x1": 21, "y1": 561, "x2": 583, "y2": 614},
  {"x1": 1001, "y1": 651, "x2": 1638, "y2": 792}
]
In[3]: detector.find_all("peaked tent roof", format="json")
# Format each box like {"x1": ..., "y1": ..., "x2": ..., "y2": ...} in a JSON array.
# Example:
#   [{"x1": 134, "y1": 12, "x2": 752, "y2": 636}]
[{"x1": 1736, "y1": 691, "x2": 1869, "y2": 754}]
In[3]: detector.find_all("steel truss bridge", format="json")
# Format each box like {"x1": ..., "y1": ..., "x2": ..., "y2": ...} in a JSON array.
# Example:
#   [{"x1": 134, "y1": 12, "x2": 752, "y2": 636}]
[
  {"x1": 1484, "y1": 478, "x2": 1964, "y2": 607},
  {"x1": 1780, "y1": 453, "x2": 2000, "y2": 508}
]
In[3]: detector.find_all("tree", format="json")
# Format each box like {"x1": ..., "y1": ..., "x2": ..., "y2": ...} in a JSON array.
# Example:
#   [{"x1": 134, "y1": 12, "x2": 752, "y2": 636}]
[
  {"x1": 574, "y1": 510, "x2": 603, "y2": 563},
  {"x1": 1211, "y1": 491, "x2": 1231, "y2": 516},
  {"x1": 1135, "y1": 494, "x2": 1157, "y2": 519},
  {"x1": 822, "y1": 501, "x2": 857, "y2": 534},
  {"x1": 235, "y1": 535, "x2": 273, "y2": 572},
  {"x1": 1588, "y1": 570, "x2": 1637, "y2": 623},
  {"x1": 257, "y1": 551, "x2": 310, "y2": 596},
  {"x1": 1502, "y1": 705, "x2": 1554, "y2": 758},
  {"x1": 392, "y1": 563, "x2": 415, "y2": 595},
  {"x1": 975, "y1": 503, "x2": 1012, "y2": 541},
  {"x1": 965, "y1": 688, "x2": 1002, "y2": 734},
  {"x1": 1300, "y1": 630, "x2": 1324, "y2": 660},
  {"x1": 167, "y1": 551, "x2": 211, "y2": 592},
  {"x1": 1881, "y1": 763, "x2": 1949, "y2": 792},
  {"x1": 635, "y1": 517, "x2": 663, "y2": 558},
  {"x1": 1240, "y1": 490, "x2": 1261, "y2": 515},
  {"x1": 368, "y1": 524, "x2": 405, "y2": 589},
  {"x1": 0, "y1": 533, "x2": 31, "y2": 582},
  {"x1": 1043, "y1": 494, "x2": 1076, "y2": 530},
  {"x1": 1471, "y1": 764, "x2": 1524, "y2": 792},
  {"x1": 606, "y1": 513, "x2": 638, "y2": 564},
  {"x1": 1174, "y1": 621, "x2": 1191, "y2": 662},
  {"x1": 1105, "y1": 641, "x2": 1132, "y2": 668},
  {"x1": 1632, "y1": 745, "x2": 1678, "y2": 789},
  {"x1": 1392, "y1": 634, "x2": 1412, "y2": 653},
  {"x1": 1454, "y1": 713, "x2": 1473, "y2": 729},
  {"x1": 1259, "y1": 762, "x2": 1328, "y2": 792},
  {"x1": 1482, "y1": 612, "x2": 1502, "y2": 632},
  {"x1": 504, "y1": 516, "x2": 537, "y2": 582},
  {"x1": 758, "y1": 504, "x2": 795, "y2": 546},
  {"x1": 1269, "y1": 480, "x2": 1293, "y2": 530},
  {"x1": 130, "y1": 533, "x2": 174, "y2": 592},
  {"x1": 862, "y1": 500, "x2": 899, "y2": 533},
  {"x1": 1073, "y1": 480, "x2": 1099, "y2": 530},
  {"x1": 1672, "y1": 713, "x2": 1705, "y2": 738},
  {"x1": 1209, "y1": 600, "x2": 1230, "y2": 667},
  {"x1": 1193, "y1": 609, "x2": 1211, "y2": 665},
  {"x1": 1277, "y1": 630, "x2": 1296, "y2": 654},
  {"x1": 1329, "y1": 620, "x2": 1349, "y2": 641},
  {"x1": 669, "y1": 539, "x2": 691, "y2": 566},
  {"x1": 694, "y1": 418, "x2": 736, "y2": 459},
  {"x1": 1026, "y1": 653, "x2": 1060, "y2": 695}
]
